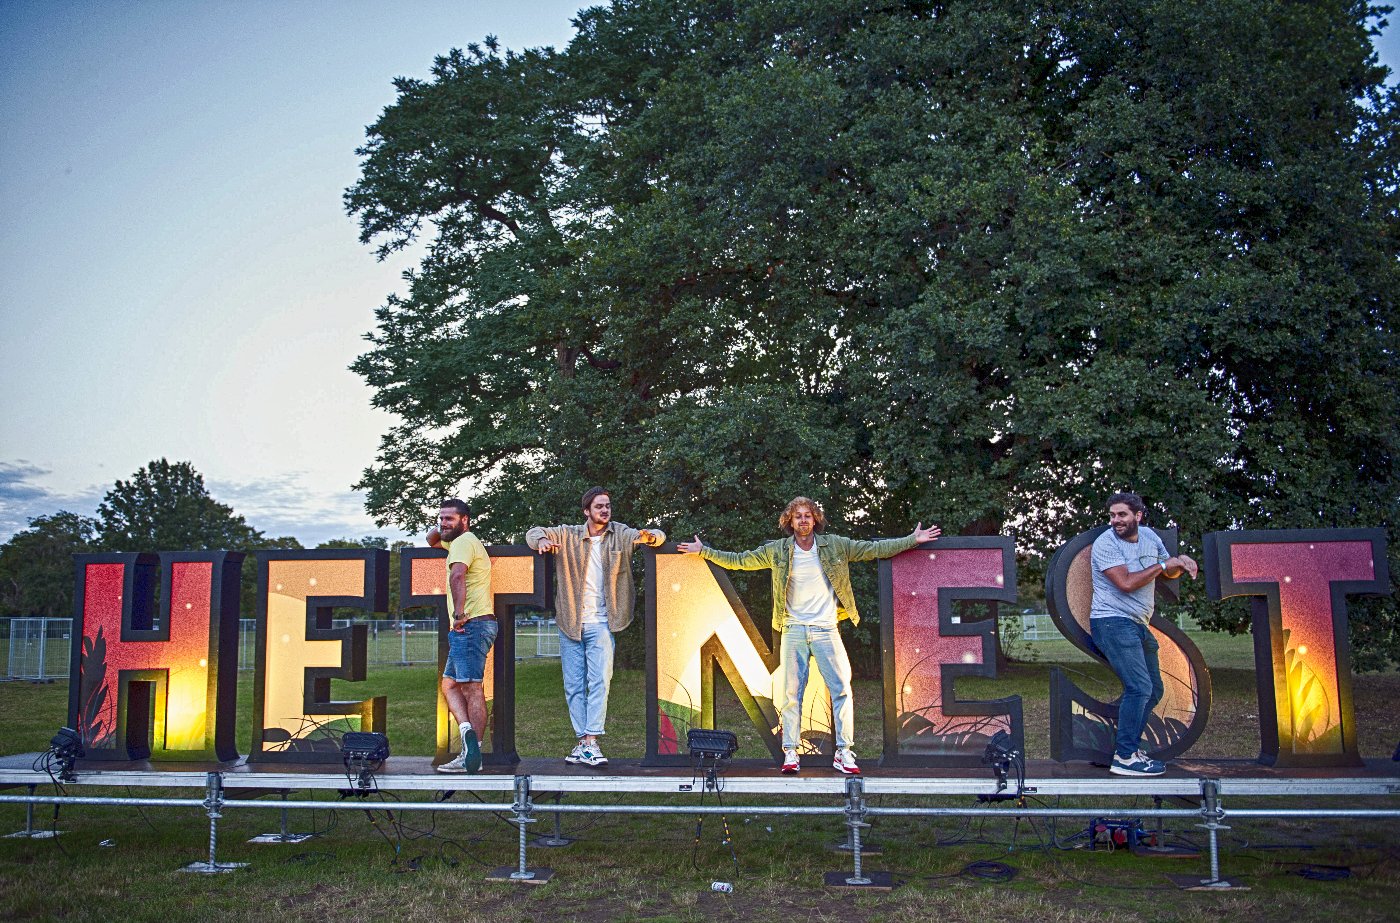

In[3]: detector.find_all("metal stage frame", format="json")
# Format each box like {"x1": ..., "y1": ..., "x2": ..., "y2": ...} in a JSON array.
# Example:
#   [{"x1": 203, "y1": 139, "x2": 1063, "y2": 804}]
[{"x1": 2, "y1": 755, "x2": 1398, "y2": 887}]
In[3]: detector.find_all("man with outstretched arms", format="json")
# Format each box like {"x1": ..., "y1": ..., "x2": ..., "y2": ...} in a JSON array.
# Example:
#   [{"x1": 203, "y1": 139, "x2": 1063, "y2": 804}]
[
  {"x1": 678, "y1": 497, "x2": 939, "y2": 775},
  {"x1": 426, "y1": 498, "x2": 494, "y2": 773},
  {"x1": 1090, "y1": 491, "x2": 1199, "y2": 776},
  {"x1": 526, "y1": 487, "x2": 665, "y2": 767}
]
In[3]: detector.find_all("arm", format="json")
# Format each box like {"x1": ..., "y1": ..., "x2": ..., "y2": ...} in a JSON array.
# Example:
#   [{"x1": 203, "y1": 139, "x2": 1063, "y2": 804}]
[
  {"x1": 619, "y1": 523, "x2": 666, "y2": 548},
  {"x1": 448, "y1": 562, "x2": 469, "y2": 629},
  {"x1": 843, "y1": 522, "x2": 940, "y2": 563},
  {"x1": 676, "y1": 536, "x2": 776, "y2": 570},
  {"x1": 526, "y1": 525, "x2": 563, "y2": 554}
]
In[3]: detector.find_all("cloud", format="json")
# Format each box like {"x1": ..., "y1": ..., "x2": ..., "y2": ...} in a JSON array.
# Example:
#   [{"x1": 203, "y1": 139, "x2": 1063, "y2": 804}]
[
  {"x1": 0, "y1": 461, "x2": 106, "y2": 541},
  {"x1": 210, "y1": 472, "x2": 408, "y2": 547}
]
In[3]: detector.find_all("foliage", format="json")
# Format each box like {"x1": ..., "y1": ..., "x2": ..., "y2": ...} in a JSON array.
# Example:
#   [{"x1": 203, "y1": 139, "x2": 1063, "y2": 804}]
[
  {"x1": 96, "y1": 458, "x2": 261, "y2": 552},
  {"x1": 347, "y1": 1, "x2": 1400, "y2": 666},
  {"x1": 0, "y1": 511, "x2": 98, "y2": 617}
]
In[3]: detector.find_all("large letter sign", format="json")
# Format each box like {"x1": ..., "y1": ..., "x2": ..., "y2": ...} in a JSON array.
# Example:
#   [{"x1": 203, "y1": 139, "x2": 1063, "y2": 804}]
[
  {"x1": 645, "y1": 549, "x2": 791, "y2": 764},
  {"x1": 251, "y1": 549, "x2": 389, "y2": 763},
  {"x1": 400, "y1": 545, "x2": 550, "y2": 767},
  {"x1": 69, "y1": 552, "x2": 243, "y2": 761},
  {"x1": 879, "y1": 538, "x2": 1023, "y2": 767},
  {"x1": 1204, "y1": 528, "x2": 1389, "y2": 767},
  {"x1": 1045, "y1": 526, "x2": 1212, "y2": 763}
]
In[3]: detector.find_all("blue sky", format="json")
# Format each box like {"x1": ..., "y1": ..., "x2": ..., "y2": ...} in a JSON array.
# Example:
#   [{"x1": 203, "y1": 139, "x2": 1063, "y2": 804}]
[{"x1": 2, "y1": 3, "x2": 1397, "y2": 547}]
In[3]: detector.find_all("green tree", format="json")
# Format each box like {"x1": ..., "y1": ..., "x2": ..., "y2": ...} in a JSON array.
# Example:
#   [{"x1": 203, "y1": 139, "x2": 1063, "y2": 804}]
[
  {"x1": 0, "y1": 512, "x2": 99, "y2": 618},
  {"x1": 347, "y1": 0, "x2": 1399, "y2": 667},
  {"x1": 96, "y1": 459, "x2": 262, "y2": 552}
]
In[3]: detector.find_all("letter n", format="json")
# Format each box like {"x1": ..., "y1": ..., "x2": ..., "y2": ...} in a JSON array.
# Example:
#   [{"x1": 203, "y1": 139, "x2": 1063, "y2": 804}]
[
  {"x1": 644, "y1": 549, "x2": 787, "y2": 765},
  {"x1": 69, "y1": 551, "x2": 242, "y2": 762}
]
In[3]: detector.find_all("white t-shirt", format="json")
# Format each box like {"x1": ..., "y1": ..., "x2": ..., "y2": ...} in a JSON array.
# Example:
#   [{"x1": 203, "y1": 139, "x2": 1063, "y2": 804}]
[
  {"x1": 786, "y1": 543, "x2": 838, "y2": 627},
  {"x1": 580, "y1": 536, "x2": 608, "y2": 624}
]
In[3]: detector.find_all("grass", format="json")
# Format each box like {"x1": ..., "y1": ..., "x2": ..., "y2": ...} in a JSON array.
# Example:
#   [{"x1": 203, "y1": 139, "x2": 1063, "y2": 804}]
[{"x1": 0, "y1": 635, "x2": 1397, "y2": 922}]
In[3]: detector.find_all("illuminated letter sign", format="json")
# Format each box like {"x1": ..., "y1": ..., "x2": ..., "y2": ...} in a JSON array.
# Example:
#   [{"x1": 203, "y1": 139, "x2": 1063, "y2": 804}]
[
  {"x1": 250, "y1": 549, "x2": 389, "y2": 763},
  {"x1": 1204, "y1": 528, "x2": 1388, "y2": 767},
  {"x1": 400, "y1": 546, "x2": 550, "y2": 767},
  {"x1": 646, "y1": 549, "x2": 837, "y2": 765},
  {"x1": 879, "y1": 537, "x2": 1022, "y2": 766},
  {"x1": 1045, "y1": 526, "x2": 1211, "y2": 763},
  {"x1": 69, "y1": 552, "x2": 243, "y2": 762}
]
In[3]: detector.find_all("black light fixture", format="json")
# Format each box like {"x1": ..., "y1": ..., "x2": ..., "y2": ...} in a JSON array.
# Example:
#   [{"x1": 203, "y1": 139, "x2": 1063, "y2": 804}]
[
  {"x1": 48, "y1": 727, "x2": 85, "y2": 783},
  {"x1": 980, "y1": 730, "x2": 1023, "y2": 798},
  {"x1": 687, "y1": 728, "x2": 739, "y2": 762},
  {"x1": 341, "y1": 732, "x2": 390, "y2": 791}
]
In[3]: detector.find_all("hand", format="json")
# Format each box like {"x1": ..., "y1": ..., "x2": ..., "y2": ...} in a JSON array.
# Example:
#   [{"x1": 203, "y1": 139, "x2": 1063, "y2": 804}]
[
  {"x1": 634, "y1": 529, "x2": 661, "y2": 547},
  {"x1": 1164, "y1": 554, "x2": 1199, "y2": 579},
  {"x1": 535, "y1": 539, "x2": 557, "y2": 554},
  {"x1": 912, "y1": 522, "x2": 941, "y2": 543},
  {"x1": 451, "y1": 614, "x2": 468, "y2": 632},
  {"x1": 677, "y1": 535, "x2": 705, "y2": 554},
  {"x1": 426, "y1": 527, "x2": 443, "y2": 548}
]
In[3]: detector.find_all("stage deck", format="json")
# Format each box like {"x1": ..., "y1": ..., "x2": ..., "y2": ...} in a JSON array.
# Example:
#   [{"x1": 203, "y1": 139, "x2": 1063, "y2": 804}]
[{"x1": 2, "y1": 753, "x2": 1398, "y2": 799}]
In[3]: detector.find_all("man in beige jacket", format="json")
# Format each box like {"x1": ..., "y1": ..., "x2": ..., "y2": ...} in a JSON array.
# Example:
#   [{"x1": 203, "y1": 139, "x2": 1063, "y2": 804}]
[{"x1": 526, "y1": 487, "x2": 665, "y2": 766}]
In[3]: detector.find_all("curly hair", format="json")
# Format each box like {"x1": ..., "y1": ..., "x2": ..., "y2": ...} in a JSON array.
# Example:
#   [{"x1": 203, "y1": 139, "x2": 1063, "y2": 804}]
[{"x1": 778, "y1": 496, "x2": 826, "y2": 535}]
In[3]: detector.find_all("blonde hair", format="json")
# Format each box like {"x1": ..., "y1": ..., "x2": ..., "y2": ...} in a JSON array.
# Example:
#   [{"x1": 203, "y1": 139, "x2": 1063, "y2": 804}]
[{"x1": 778, "y1": 496, "x2": 826, "y2": 535}]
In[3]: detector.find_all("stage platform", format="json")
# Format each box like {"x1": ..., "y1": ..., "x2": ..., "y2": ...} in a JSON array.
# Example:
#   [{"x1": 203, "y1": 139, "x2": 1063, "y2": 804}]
[{"x1": 3, "y1": 753, "x2": 1399, "y2": 798}]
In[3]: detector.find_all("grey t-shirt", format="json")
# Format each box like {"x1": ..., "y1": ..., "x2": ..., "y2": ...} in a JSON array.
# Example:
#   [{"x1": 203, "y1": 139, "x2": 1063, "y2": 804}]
[{"x1": 1089, "y1": 525, "x2": 1169, "y2": 624}]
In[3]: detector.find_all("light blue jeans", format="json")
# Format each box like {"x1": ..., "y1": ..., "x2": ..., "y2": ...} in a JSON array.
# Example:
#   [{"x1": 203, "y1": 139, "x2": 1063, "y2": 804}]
[
  {"x1": 779, "y1": 624, "x2": 854, "y2": 750},
  {"x1": 560, "y1": 620, "x2": 615, "y2": 738}
]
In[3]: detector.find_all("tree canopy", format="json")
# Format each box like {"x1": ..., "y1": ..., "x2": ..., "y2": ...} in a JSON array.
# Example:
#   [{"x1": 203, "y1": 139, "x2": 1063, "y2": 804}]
[{"x1": 347, "y1": 0, "x2": 1399, "y2": 666}]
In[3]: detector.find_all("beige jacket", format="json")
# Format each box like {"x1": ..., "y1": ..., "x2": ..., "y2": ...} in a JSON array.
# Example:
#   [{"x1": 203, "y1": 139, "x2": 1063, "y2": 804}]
[{"x1": 524, "y1": 521, "x2": 666, "y2": 641}]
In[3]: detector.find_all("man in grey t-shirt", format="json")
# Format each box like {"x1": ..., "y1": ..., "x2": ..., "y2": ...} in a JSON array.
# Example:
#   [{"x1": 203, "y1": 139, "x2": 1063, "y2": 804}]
[{"x1": 1089, "y1": 491, "x2": 1198, "y2": 776}]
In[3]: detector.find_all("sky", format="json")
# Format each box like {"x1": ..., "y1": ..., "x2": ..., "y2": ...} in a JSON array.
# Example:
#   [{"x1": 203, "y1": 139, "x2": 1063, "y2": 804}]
[
  {"x1": 1, "y1": 3, "x2": 1398, "y2": 548},
  {"x1": 0, "y1": 1, "x2": 585, "y2": 545}
]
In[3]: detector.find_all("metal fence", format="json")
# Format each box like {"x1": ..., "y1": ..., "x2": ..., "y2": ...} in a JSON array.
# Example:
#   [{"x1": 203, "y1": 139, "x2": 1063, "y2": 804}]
[
  {"x1": 1009, "y1": 611, "x2": 1200, "y2": 641},
  {"x1": 234, "y1": 618, "x2": 562, "y2": 671},
  {"x1": 3, "y1": 617, "x2": 72, "y2": 681}
]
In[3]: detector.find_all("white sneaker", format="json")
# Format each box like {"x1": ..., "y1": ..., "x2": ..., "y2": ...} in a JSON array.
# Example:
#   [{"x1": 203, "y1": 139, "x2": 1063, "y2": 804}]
[
  {"x1": 565, "y1": 742, "x2": 587, "y2": 764},
  {"x1": 781, "y1": 748, "x2": 800, "y2": 774},
  {"x1": 436, "y1": 753, "x2": 469, "y2": 773},
  {"x1": 579, "y1": 742, "x2": 607, "y2": 767},
  {"x1": 832, "y1": 747, "x2": 861, "y2": 775}
]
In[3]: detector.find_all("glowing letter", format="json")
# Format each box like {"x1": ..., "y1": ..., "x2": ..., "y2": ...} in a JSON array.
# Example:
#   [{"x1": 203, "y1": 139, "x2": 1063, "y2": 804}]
[
  {"x1": 645, "y1": 549, "x2": 836, "y2": 765},
  {"x1": 69, "y1": 552, "x2": 243, "y2": 762},
  {"x1": 1044, "y1": 527, "x2": 1211, "y2": 763},
  {"x1": 399, "y1": 546, "x2": 549, "y2": 767},
  {"x1": 250, "y1": 549, "x2": 389, "y2": 763},
  {"x1": 1204, "y1": 528, "x2": 1388, "y2": 767},
  {"x1": 879, "y1": 537, "x2": 1023, "y2": 766}
]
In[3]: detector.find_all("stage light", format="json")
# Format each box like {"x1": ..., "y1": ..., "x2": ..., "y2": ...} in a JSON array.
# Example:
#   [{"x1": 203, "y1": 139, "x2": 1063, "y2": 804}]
[
  {"x1": 48, "y1": 727, "x2": 84, "y2": 783},
  {"x1": 981, "y1": 730, "x2": 1024, "y2": 798},
  {"x1": 687, "y1": 728, "x2": 738, "y2": 762},
  {"x1": 341, "y1": 732, "x2": 390, "y2": 792}
]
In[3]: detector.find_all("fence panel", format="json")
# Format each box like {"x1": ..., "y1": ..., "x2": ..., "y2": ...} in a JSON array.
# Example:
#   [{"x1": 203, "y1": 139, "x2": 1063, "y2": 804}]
[{"x1": 5, "y1": 618, "x2": 72, "y2": 681}]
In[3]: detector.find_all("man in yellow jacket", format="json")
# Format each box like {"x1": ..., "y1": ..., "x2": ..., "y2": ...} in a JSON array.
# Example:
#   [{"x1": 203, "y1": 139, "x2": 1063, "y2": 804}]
[{"x1": 679, "y1": 497, "x2": 939, "y2": 775}]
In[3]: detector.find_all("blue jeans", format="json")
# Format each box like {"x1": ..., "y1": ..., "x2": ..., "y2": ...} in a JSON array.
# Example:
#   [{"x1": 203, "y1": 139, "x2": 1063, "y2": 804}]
[
  {"x1": 560, "y1": 621, "x2": 615, "y2": 738},
  {"x1": 1091, "y1": 616, "x2": 1164, "y2": 760},
  {"x1": 779, "y1": 624, "x2": 854, "y2": 750},
  {"x1": 444, "y1": 616, "x2": 497, "y2": 682}
]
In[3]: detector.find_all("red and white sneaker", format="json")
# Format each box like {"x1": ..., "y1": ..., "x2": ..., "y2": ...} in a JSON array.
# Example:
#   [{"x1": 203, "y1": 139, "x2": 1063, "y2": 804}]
[
  {"x1": 832, "y1": 747, "x2": 861, "y2": 775},
  {"x1": 781, "y1": 748, "x2": 800, "y2": 774}
]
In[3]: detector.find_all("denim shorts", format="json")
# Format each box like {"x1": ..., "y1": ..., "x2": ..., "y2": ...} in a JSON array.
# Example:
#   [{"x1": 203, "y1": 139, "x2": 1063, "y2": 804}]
[{"x1": 444, "y1": 616, "x2": 497, "y2": 682}]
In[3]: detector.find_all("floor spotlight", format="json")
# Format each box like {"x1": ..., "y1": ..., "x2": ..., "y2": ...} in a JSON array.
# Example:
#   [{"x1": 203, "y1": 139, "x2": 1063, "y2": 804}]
[
  {"x1": 48, "y1": 727, "x2": 84, "y2": 783},
  {"x1": 341, "y1": 732, "x2": 390, "y2": 791}
]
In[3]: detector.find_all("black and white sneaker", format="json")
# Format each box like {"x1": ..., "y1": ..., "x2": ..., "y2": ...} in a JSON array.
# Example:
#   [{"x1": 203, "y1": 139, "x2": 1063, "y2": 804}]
[{"x1": 1109, "y1": 751, "x2": 1166, "y2": 776}]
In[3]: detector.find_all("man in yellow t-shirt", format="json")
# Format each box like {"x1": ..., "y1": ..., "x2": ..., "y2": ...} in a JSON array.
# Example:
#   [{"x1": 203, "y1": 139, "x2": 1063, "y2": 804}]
[{"x1": 427, "y1": 498, "x2": 494, "y2": 773}]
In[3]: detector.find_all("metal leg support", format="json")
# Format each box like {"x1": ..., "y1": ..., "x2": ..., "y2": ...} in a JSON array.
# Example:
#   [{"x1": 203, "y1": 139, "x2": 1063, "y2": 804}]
[
  {"x1": 824, "y1": 777, "x2": 893, "y2": 889},
  {"x1": 487, "y1": 775, "x2": 553, "y2": 884},
  {"x1": 5, "y1": 784, "x2": 62, "y2": 839},
  {"x1": 249, "y1": 790, "x2": 315, "y2": 844},
  {"x1": 180, "y1": 773, "x2": 248, "y2": 873},
  {"x1": 532, "y1": 791, "x2": 574, "y2": 847},
  {"x1": 1169, "y1": 778, "x2": 1245, "y2": 890}
]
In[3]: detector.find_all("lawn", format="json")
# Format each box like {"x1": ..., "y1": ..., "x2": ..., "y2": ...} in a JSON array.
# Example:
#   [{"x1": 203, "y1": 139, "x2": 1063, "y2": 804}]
[{"x1": 0, "y1": 634, "x2": 1397, "y2": 923}]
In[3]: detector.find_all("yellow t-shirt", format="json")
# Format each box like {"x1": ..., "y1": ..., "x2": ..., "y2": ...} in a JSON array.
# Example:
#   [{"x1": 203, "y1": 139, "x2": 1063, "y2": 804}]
[{"x1": 443, "y1": 532, "x2": 493, "y2": 618}]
